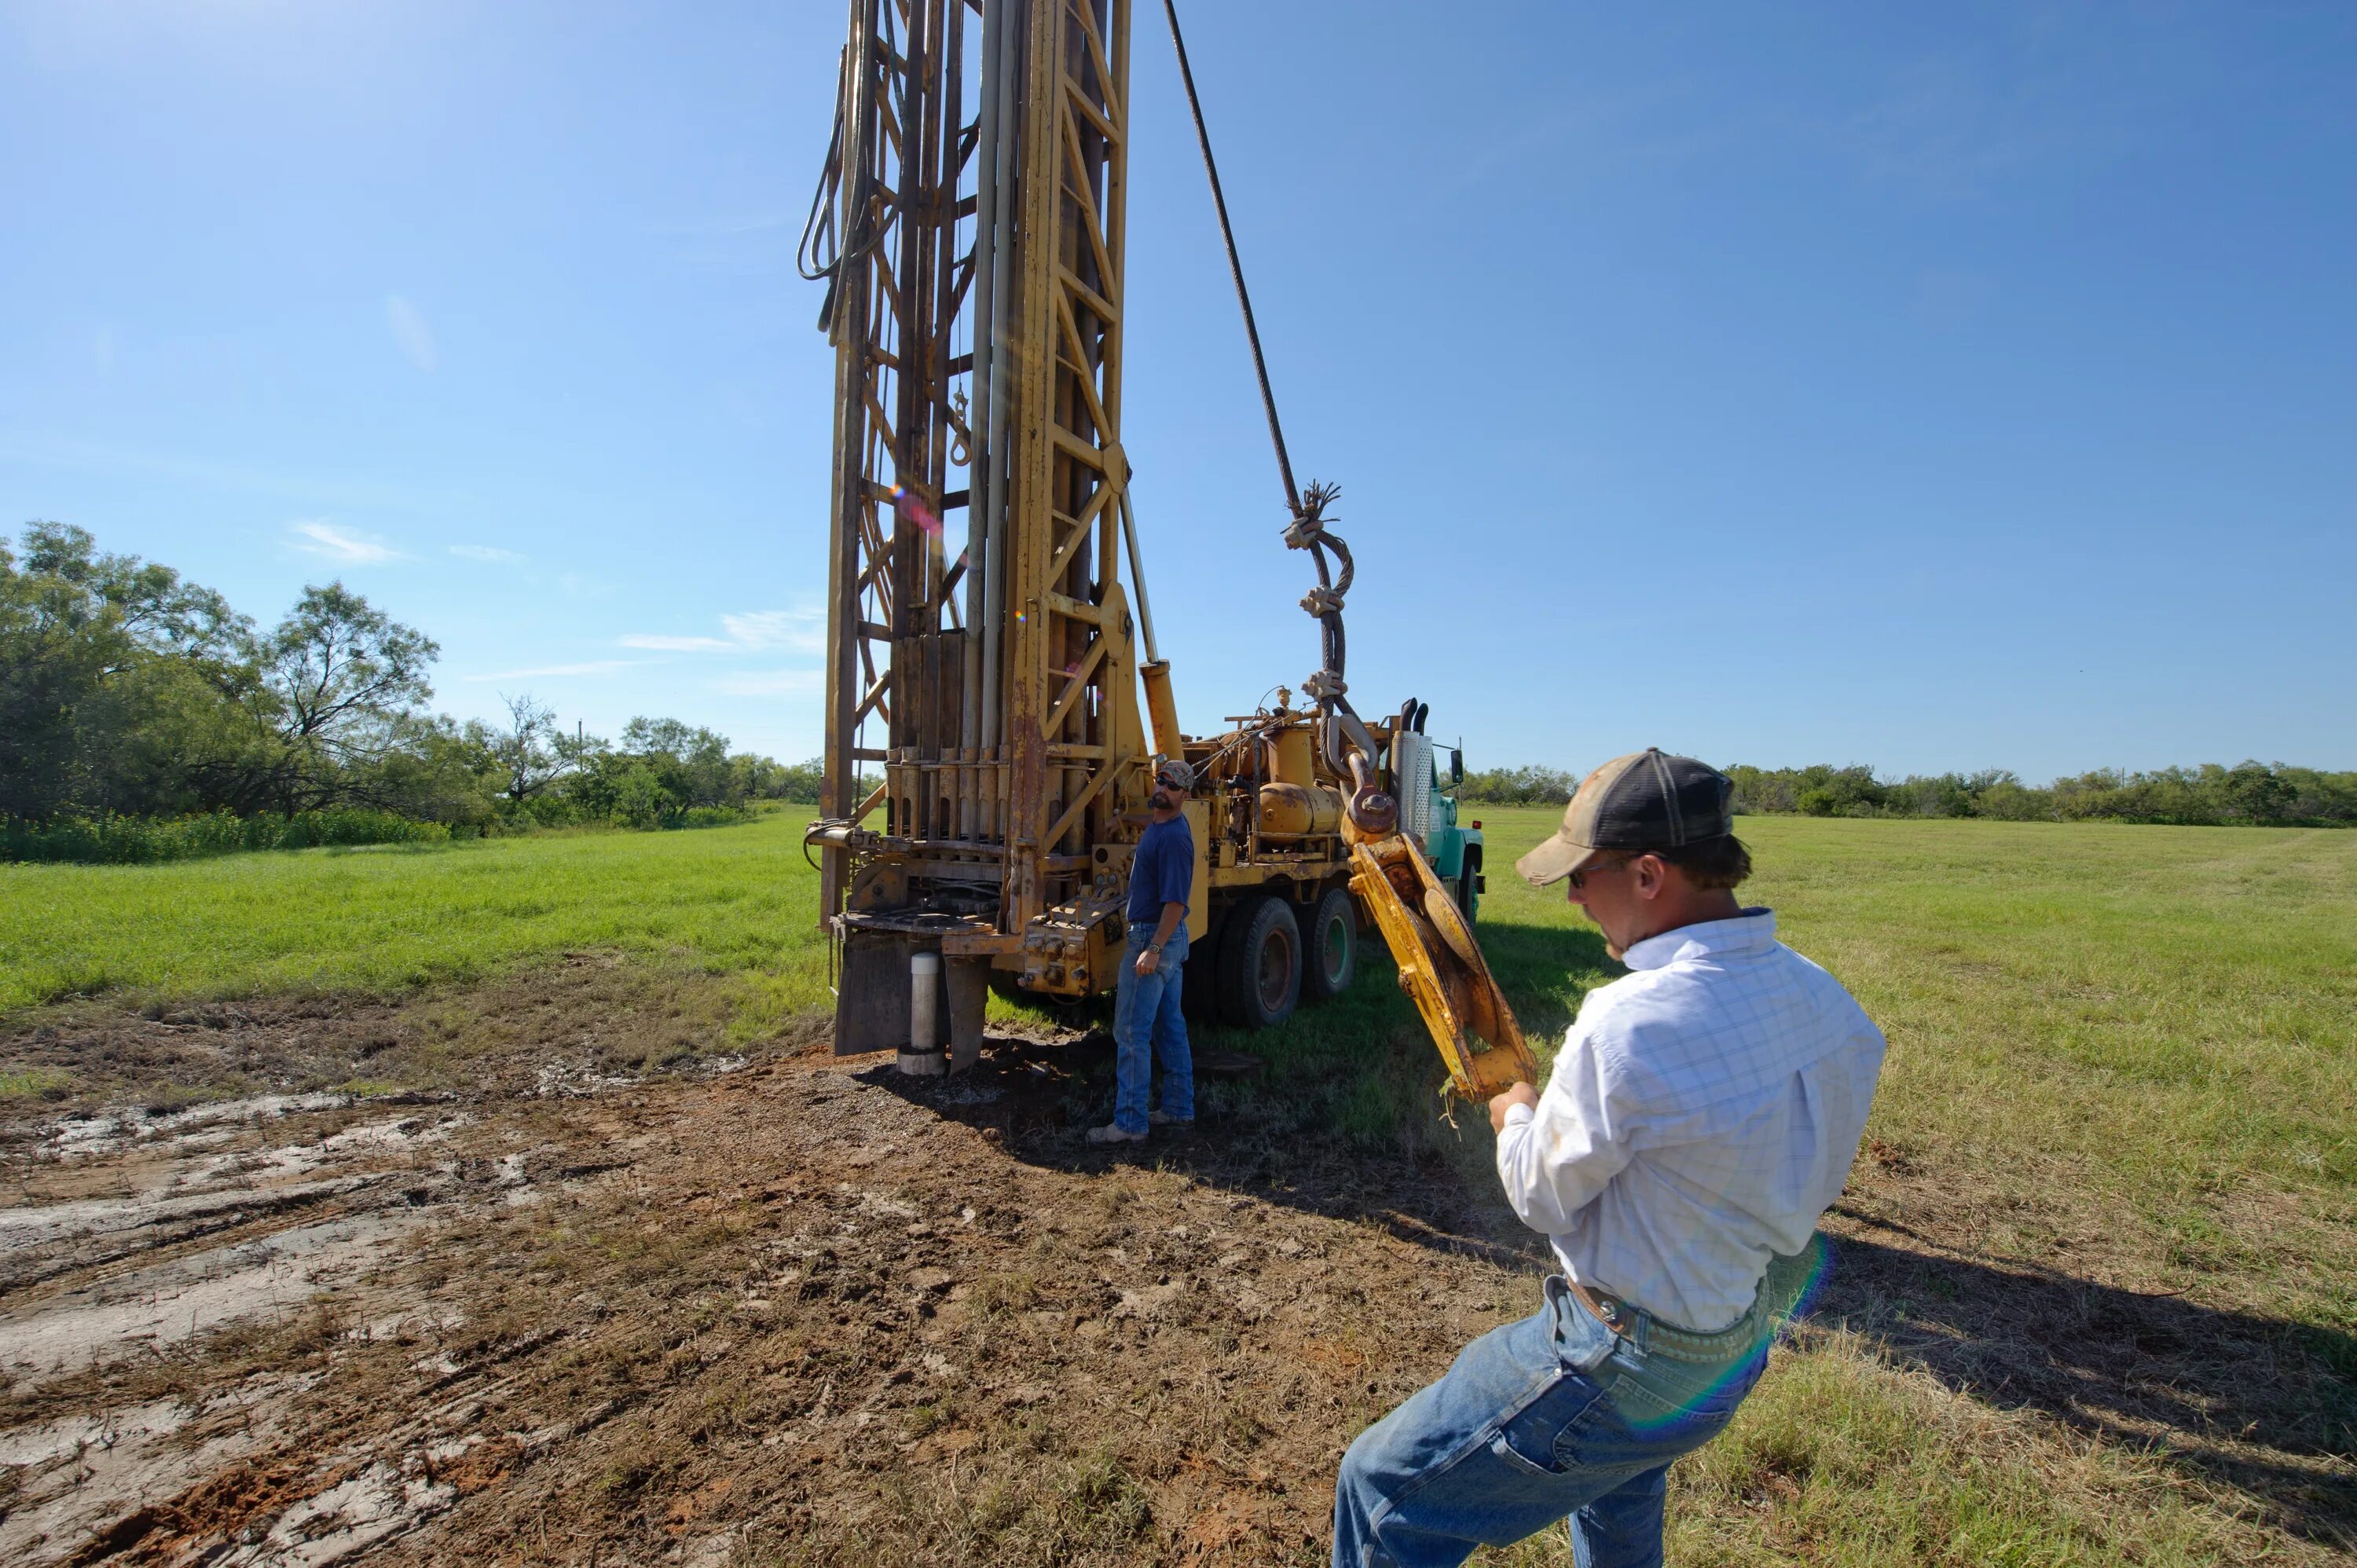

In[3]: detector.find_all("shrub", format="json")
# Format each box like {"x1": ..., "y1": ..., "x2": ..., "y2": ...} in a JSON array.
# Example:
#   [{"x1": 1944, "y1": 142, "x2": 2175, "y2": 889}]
[{"x1": 2, "y1": 808, "x2": 445, "y2": 864}]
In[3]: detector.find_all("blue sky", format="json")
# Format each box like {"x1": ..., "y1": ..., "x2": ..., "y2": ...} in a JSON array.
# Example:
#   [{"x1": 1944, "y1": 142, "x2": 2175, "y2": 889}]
[{"x1": 5, "y1": 1, "x2": 2352, "y2": 780}]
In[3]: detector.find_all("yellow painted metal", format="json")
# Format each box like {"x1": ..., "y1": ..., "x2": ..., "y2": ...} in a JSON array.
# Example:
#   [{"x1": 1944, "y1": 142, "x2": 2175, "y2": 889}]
[
  {"x1": 1140, "y1": 659, "x2": 1182, "y2": 757},
  {"x1": 1004, "y1": 0, "x2": 1149, "y2": 931},
  {"x1": 808, "y1": 2, "x2": 1544, "y2": 1104},
  {"x1": 1256, "y1": 782, "x2": 1340, "y2": 841},
  {"x1": 1347, "y1": 830, "x2": 1538, "y2": 1101},
  {"x1": 1180, "y1": 797, "x2": 1209, "y2": 940},
  {"x1": 1267, "y1": 725, "x2": 1314, "y2": 788}
]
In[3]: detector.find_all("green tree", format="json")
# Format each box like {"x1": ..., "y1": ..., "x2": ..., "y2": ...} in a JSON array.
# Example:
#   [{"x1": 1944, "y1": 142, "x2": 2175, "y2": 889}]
[
  {"x1": 487, "y1": 692, "x2": 567, "y2": 803},
  {"x1": 251, "y1": 582, "x2": 439, "y2": 815},
  {"x1": 1, "y1": 523, "x2": 256, "y2": 822}
]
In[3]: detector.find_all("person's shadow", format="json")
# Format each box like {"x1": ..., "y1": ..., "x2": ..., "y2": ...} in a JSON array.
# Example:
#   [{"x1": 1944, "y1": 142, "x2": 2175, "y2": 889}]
[
  {"x1": 1806, "y1": 1225, "x2": 2357, "y2": 1539},
  {"x1": 852, "y1": 917, "x2": 2357, "y2": 1545}
]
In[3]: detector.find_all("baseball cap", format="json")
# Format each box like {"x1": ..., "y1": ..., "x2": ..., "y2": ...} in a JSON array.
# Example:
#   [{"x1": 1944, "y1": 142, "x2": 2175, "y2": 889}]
[
  {"x1": 1154, "y1": 758, "x2": 1196, "y2": 792},
  {"x1": 1514, "y1": 749, "x2": 1734, "y2": 887}
]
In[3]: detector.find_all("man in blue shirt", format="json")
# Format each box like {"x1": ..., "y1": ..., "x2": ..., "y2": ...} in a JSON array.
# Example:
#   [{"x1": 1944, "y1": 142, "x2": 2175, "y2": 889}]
[{"x1": 1089, "y1": 758, "x2": 1197, "y2": 1145}]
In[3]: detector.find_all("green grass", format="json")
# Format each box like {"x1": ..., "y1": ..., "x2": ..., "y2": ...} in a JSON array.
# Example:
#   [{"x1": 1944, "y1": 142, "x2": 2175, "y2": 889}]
[
  {"x1": 7, "y1": 807, "x2": 2355, "y2": 1559},
  {"x1": 1472, "y1": 810, "x2": 2357, "y2": 1197},
  {"x1": 9, "y1": 808, "x2": 2352, "y2": 1219},
  {"x1": 0, "y1": 1066, "x2": 72, "y2": 1100},
  {"x1": 1461, "y1": 811, "x2": 2357, "y2": 1564},
  {"x1": 0, "y1": 812, "x2": 830, "y2": 1024}
]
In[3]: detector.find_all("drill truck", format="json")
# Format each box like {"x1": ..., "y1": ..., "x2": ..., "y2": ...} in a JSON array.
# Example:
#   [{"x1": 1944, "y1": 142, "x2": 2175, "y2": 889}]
[{"x1": 797, "y1": 0, "x2": 1533, "y2": 1100}]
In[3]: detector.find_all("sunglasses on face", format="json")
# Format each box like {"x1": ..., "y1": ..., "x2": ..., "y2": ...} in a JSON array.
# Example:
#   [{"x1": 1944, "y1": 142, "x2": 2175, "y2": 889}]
[{"x1": 1566, "y1": 855, "x2": 1636, "y2": 890}]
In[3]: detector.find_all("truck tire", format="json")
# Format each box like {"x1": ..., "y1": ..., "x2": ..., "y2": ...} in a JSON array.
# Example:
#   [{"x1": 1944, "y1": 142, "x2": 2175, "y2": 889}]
[
  {"x1": 1303, "y1": 885, "x2": 1357, "y2": 1002},
  {"x1": 1457, "y1": 847, "x2": 1482, "y2": 925},
  {"x1": 1218, "y1": 894, "x2": 1300, "y2": 1030}
]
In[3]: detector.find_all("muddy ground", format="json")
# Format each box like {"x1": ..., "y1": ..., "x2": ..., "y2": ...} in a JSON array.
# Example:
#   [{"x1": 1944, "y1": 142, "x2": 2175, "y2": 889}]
[{"x1": 2, "y1": 965, "x2": 2351, "y2": 1565}]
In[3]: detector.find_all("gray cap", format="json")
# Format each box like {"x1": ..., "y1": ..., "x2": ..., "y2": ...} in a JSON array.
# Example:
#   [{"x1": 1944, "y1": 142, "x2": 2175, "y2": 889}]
[
  {"x1": 1514, "y1": 749, "x2": 1733, "y2": 887},
  {"x1": 1153, "y1": 757, "x2": 1195, "y2": 792}
]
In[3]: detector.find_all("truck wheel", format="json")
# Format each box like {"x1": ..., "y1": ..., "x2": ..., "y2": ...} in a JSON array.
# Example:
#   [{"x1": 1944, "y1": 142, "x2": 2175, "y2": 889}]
[
  {"x1": 1218, "y1": 894, "x2": 1300, "y2": 1030},
  {"x1": 1457, "y1": 848, "x2": 1482, "y2": 925},
  {"x1": 1303, "y1": 885, "x2": 1357, "y2": 1002}
]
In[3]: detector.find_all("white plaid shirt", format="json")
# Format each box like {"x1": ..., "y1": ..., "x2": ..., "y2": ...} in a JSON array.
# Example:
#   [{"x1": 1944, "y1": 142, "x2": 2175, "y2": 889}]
[{"x1": 1496, "y1": 909, "x2": 1886, "y2": 1332}]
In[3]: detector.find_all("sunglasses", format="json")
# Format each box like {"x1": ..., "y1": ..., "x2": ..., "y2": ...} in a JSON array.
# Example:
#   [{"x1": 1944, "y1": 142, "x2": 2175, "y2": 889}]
[{"x1": 1566, "y1": 855, "x2": 1637, "y2": 890}]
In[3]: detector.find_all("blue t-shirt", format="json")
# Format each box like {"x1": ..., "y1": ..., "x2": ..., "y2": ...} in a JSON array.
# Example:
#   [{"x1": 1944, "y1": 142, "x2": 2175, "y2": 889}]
[{"x1": 1127, "y1": 814, "x2": 1194, "y2": 924}]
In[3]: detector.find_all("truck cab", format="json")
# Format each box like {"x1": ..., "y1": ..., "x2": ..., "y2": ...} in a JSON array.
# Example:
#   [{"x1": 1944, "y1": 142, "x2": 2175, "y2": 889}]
[{"x1": 1387, "y1": 725, "x2": 1484, "y2": 925}]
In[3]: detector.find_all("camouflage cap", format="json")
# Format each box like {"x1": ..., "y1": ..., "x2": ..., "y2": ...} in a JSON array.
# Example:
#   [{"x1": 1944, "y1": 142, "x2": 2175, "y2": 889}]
[{"x1": 1514, "y1": 749, "x2": 1733, "y2": 887}]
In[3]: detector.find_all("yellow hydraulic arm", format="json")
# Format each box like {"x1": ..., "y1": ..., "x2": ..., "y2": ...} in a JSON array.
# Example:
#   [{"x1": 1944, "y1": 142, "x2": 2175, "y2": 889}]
[{"x1": 1345, "y1": 797, "x2": 1539, "y2": 1102}]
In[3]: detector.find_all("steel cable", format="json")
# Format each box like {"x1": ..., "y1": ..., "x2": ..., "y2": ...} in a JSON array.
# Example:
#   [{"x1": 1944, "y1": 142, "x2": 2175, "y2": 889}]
[{"x1": 1160, "y1": 1, "x2": 1379, "y2": 787}]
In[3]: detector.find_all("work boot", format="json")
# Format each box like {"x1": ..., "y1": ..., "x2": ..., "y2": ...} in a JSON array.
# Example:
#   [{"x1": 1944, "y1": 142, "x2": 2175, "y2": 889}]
[
  {"x1": 1086, "y1": 1122, "x2": 1146, "y2": 1145},
  {"x1": 1148, "y1": 1109, "x2": 1194, "y2": 1128}
]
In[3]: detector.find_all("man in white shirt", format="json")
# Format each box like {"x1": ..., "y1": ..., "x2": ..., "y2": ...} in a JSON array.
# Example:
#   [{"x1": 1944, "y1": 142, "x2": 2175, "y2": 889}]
[{"x1": 1332, "y1": 749, "x2": 1886, "y2": 1568}]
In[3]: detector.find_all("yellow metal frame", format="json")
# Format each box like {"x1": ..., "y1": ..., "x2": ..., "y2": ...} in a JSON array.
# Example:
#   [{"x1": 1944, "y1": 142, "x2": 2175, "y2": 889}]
[
  {"x1": 1004, "y1": 0, "x2": 1149, "y2": 931},
  {"x1": 1349, "y1": 832, "x2": 1538, "y2": 1099},
  {"x1": 809, "y1": 2, "x2": 1538, "y2": 1100}
]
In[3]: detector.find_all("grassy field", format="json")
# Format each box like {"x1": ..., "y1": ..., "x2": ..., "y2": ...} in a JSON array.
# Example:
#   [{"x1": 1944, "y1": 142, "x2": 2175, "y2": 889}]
[
  {"x1": 5, "y1": 810, "x2": 2353, "y2": 1560},
  {"x1": 1467, "y1": 810, "x2": 2357, "y2": 1563},
  {"x1": 0, "y1": 814, "x2": 832, "y2": 1031}
]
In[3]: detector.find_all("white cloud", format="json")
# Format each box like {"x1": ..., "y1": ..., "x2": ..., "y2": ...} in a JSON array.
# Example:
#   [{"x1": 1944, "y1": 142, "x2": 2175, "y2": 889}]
[
  {"x1": 461, "y1": 661, "x2": 638, "y2": 682},
  {"x1": 385, "y1": 294, "x2": 438, "y2": 372},
  {"x1": 289, "y1": 519, "x2": 403, "y2": 564},
  {"x1": 717, "y1": 668, "x2": 826, "y2": 696},
  {"x1": 621, "y1": 633, "x2": 738, "y2": 651},
  {"x1": 722, "y1": 609, "x2": 826, "y2": 652},
  {"x1": 450, "y1": 544, "x2": 526, "y2": 564},
  {"x1": 622, "y1": 606, "x2": 826, "y2": 655}
]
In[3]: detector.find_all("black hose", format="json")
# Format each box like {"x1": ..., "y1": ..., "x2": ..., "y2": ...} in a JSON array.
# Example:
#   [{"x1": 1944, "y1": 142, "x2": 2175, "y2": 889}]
[
  {"x1": 796, "y1": 47, "x2": 849, "y2": 284},
  {"x1": 1160, "y1": 1, "x2": 1380, "y2": 798},
  {"x1": 1160, "y1": 0, "x2": 1298, "y2": 515}
]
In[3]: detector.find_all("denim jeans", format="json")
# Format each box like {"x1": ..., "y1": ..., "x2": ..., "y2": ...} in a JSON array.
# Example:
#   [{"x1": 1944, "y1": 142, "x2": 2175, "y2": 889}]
[
  {"x1": 1332, "y1": 1276, "x2": 1768, "y2": 1568},
  {"x1": 1112, "y1": 923, "x2": 1191, "y2": 1134}
]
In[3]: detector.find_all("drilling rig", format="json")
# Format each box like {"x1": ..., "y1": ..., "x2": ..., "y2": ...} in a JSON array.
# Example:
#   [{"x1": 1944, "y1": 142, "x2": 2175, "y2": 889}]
[{"x1": 798, "y1": 0, "x2": 1535, "y2": 1099}]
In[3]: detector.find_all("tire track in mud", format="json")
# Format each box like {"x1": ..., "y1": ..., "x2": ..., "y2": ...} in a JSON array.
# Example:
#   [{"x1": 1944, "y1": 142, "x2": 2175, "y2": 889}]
[{"x1": 1, "y1": 1017, "x2": 1544, "y2": 1567}]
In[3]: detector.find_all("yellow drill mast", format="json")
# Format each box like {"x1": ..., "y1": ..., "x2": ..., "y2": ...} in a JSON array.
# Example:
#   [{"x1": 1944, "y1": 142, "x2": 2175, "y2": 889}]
[{"x1": 800, "y1": 0, "x2": 1532, "y2": 1097}]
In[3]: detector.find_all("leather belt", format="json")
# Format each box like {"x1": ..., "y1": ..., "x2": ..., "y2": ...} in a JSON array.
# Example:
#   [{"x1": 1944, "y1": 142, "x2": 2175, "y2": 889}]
[
  {"x1": 1566, "y1": 1277, "x2": 1765, "y2": 1362},
  {"x1": 1567, "y1": 1277, "x2": 1634, "y2": 1338}
]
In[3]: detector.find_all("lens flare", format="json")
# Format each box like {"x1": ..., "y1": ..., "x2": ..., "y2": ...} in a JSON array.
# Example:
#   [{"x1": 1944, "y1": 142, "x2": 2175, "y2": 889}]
[
  {"x1": 1615, "y1": 1234, "x2": 1835, "y2": 1434},
  {"x1": 889, "y1": 483, "x2": 943, "y2": 537}
]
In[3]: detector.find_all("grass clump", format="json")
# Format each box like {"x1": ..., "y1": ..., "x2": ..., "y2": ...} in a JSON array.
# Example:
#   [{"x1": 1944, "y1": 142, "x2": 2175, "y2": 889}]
[{"x1": 0, "y1": 1067, "x2": 71, "y2": 1101}]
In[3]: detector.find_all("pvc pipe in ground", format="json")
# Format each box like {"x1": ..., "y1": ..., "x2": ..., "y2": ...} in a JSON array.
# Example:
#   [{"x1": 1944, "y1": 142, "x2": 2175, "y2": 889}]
[
  {"x1": 911, "y1": 951, "x2": 941, "y2": 1050},
  {"x1": 900, "y1": 951, "x2": 946, "y2": 1076}
]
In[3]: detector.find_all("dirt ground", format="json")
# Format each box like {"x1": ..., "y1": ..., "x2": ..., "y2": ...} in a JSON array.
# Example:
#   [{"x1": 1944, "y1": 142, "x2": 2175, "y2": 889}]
[
  {"x1": 0, "y1": 969, "x2": 1556, "y2": 1567},
  {"x1": 2, "y1": 966, "x2": 2351, "y2": 1565}
]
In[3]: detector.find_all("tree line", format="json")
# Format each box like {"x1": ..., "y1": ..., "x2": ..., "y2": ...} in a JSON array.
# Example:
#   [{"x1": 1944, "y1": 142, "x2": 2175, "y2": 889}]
[
  {"x1": 2, "y1": 523, "x2": 838, "y2": 861},
  {"x1": 1459, "y1": 760, "x2": 2356, "y2": 826}
]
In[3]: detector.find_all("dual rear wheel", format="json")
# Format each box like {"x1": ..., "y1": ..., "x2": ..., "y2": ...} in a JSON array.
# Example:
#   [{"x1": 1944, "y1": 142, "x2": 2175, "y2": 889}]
[{"x1": 1194, "y1": 885, "x2": 1357, "y2": 1031}]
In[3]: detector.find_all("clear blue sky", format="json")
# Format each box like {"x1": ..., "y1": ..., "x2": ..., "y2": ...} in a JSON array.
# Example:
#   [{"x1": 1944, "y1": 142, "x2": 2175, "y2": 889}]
[{"x1": 5, "y1": 2, "x2": 2352, "y2": 780}]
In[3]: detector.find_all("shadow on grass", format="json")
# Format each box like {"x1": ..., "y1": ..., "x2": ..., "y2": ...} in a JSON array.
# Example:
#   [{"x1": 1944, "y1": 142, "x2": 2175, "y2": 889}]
[
  {"x1": 854, "y1": 916, "x2": 2355, "y2": 1545},
  {"x1": 1816, "y1": 1233, "x2": 2357, "y2": 1542}
]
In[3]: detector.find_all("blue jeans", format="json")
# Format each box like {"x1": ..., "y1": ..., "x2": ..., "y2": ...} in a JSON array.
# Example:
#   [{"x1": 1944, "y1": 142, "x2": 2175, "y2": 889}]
[
  {"x1": 1112, "y1": 923, "x2": 1191, "y2": 1134},
  {"x1": 1332, "y1": 1277, "x2": 1767, "y2": 1568}
]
